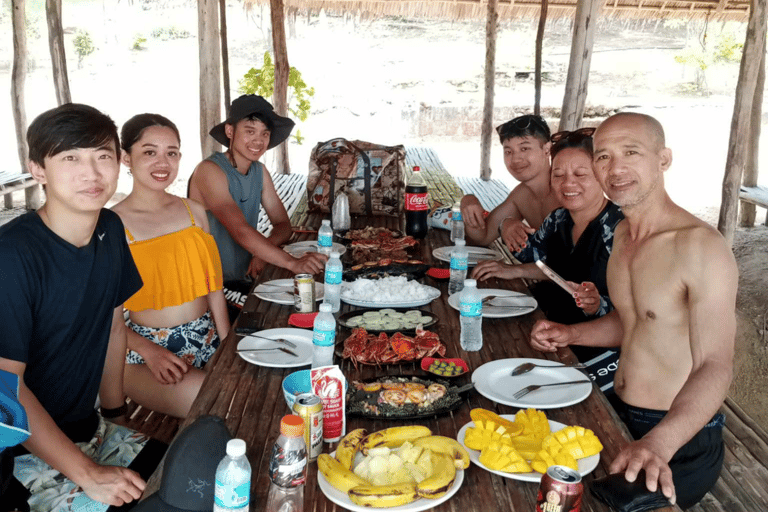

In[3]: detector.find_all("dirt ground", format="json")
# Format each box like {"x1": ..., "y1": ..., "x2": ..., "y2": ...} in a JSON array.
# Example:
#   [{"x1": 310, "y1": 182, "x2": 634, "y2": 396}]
[{"x1": 1, "y1": 1, "x2": 767, "y2": 427}]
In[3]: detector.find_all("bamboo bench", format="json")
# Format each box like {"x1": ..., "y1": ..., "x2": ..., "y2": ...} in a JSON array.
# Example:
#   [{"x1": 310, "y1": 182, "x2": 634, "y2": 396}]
[
  {"x1": 0, "y1": 170, "x2": 41, "y2": 210},
  {"x1": 739, "y1": 185, "x2": 768, "y2": 226}
]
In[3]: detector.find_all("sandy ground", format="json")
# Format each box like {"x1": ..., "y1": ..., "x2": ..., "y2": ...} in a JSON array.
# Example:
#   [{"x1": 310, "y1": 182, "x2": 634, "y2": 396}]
[{"x1": 1, "y1": 1, "x2": 767, "y2": 426}]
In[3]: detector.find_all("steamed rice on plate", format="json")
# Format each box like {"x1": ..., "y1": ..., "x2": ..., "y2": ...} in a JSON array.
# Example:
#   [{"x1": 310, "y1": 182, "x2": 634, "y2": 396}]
[{"x1": 342, "y1": 276, "x2": 434, "y2": 303}]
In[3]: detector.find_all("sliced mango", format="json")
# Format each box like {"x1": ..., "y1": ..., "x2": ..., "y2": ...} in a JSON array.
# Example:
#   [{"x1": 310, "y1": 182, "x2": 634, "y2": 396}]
[
  {"x1": 470, "y1": 408, "x2": 523, "y2": 437},
  {"x1": 479, "y1": 442, "x2": 532, "y2": 473},
  {"x1": 464, "y1": 420, "x2": 515, "y2": 451},
  {"x1": 514, "y1": 408, "x2": 550, "y2": 439},
  {"x1": 542, "y1": 425, "x2": 603, "y2": 460},
  {"x1": 530, "y1": 444, "x2": 579, "y2": 474}
]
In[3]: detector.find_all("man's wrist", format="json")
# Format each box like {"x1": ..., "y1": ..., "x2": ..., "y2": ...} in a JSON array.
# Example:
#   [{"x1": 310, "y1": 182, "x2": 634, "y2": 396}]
[
  {"x1": 498, "y1": 216, "x2": 514, "y2": 237},
  {"x1": 100, "y1": 401, "x2": 128, "y2": 419}
]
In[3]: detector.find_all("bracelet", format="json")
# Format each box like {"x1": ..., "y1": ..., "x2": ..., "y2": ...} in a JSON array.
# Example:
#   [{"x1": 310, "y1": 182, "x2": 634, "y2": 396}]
[
  {"x1": 498, "y1": 216, "x2": 515, "y2": 237},
  {"x1": 100, "y1": 402, "x2": 128, "y2": 419}
]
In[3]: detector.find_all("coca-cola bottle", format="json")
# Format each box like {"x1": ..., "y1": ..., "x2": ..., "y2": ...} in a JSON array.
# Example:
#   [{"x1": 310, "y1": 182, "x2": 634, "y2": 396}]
[{"x1": 405, "y1": 166, "x2": 429, "y2": 238}]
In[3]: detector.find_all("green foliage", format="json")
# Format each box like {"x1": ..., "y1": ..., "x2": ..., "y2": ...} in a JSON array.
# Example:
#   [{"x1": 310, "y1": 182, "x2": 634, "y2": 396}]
[
  {"x1": 150, "y1": 26, "x2": 192, "y2": 40},
  {"x1": 714, "y1": 33, "x2": 743, "y2": 63},
  {"x1": 238, "y1": 52, "x2": 315, "y2": 144},
  {"x1": 132, "y1": 34, "x2": 147, "y2": 51},
  {"x1": 673, "y1": 29, "x2": 743, "y2": 93},
  {"x1": 73, "y1": 30, "x2": 95, "y2": 68}
]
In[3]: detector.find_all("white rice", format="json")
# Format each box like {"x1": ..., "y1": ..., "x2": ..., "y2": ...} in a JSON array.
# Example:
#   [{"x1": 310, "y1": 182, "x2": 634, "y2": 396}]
[{"x1": 341, "y1": 276, "x2": 435, "y2": 303}]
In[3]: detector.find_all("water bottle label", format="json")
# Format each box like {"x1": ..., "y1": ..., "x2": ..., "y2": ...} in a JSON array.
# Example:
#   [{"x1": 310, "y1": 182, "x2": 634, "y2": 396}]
[
  {"x1": 214, "y1": 480, "x2": 249, "y2": 509},
  {"x1": 318, "y1": 233, "x2": 333, "y2": 247},
  {"x1": 460, "y1": 299, "x2": 482, "y2": 317},
  {"x1": 452, "y1": 210, "x2": 463, "y2": 221},
  {"x1": 313, "y1": 328, "x2": 336, "y2": 347},
  {"x1": 450, "y1": 254, "x2": 468, "y2": 271},
  {"x1": 405, "y1": 192, "x2": 429, "y2": 211},
  {"x1": 325, "y1": 268, "x2": 342, "y2": 285}
]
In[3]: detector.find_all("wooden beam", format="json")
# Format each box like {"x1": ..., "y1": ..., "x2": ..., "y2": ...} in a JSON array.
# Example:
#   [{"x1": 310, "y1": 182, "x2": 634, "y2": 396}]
[
  {"x1": 718, "y1": 0, "x2": 768, "y2": 244},
  {"x1": 271, "y1": 0, "x2": 291, "y2": 174},
  {"x1": 198, "y1": 0, "x2": 222, "y2": 159},
  {"x1": 11, "y1": 0, "x2": 29, "y2": 176},
  {"x1": 739, "y1": 48, "x2": 765, "y2": 227},
  {"x1": 219, "y1": 0, "x2": 231, "y2": 115},
  {"x1": 480, "y1": 0, "x2": 498, "y2": 180},
  {"x1": 535, "y1": 0, "x2": 549, "y2": 115},
  {"x1": 46, "y1": 0, "x2": 70, "y2": 105},
  {"x1": 559, "y1": 0, "x2": 602, "y2": 130}
]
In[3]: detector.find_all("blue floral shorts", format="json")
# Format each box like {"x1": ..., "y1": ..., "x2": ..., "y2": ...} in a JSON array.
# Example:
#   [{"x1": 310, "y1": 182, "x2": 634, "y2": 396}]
[{"x1": 126, "y1": 310, "x2": 220, "y2": 368}]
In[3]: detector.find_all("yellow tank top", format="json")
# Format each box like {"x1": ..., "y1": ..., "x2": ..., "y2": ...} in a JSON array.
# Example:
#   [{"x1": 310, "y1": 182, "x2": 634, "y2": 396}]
[{"x1": 124, "y1": 199, "x2": 224, "y2": 312}]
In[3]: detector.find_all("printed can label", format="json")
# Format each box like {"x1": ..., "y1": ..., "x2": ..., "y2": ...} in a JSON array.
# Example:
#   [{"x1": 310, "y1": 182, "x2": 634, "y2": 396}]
[
  {"x1": 313, "y1": 329, "x2": 336, "y2": 347},
  {"x1": 405, "y1": 192, "x2": 429, "y2": 211},
  {"x1": 460, "y1": 299, "x2": 482, "y2": 317},
  {"x1": 214, "y1": 481, "x2": 249, "y2": 510},
  {"x1": 325, "y1": 268, "x2": 342, "y2": 285}
]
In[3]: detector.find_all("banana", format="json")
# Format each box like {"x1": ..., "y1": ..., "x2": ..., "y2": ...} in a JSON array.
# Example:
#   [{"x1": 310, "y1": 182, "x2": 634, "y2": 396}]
[
  {"x1": 336, "y1": 428, "x2": 368, "y2": 469},
  {"x1": 413, "y1": 435, "x2": 470, "y2": 470},
  {"x1": 348, "y1": 482, "x2": 419, "y2": 508},
  {"x1": 416, "y1": 452, "x2": 457, "y2": 499},
  {"x1": 317, "y1": 453, "x2": 369, "y2": 494},
  {"x1": 360, "y1": 425, "x2": 432, "y2": 455}
]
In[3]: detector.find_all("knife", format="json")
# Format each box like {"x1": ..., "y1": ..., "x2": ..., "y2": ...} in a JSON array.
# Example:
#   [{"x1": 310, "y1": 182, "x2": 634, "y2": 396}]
[
  {"x1": 237, "y1": 347, "x2": 298, "y2": 357},
  {"x1": 241, "y1": 333, "x2": 299, "y2": 349}
]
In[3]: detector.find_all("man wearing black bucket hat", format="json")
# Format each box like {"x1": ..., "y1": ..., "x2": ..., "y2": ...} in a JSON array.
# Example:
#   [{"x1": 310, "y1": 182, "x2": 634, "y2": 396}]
[{"x1": 189, "y1": 95, "x2": 327, "y2": 282}]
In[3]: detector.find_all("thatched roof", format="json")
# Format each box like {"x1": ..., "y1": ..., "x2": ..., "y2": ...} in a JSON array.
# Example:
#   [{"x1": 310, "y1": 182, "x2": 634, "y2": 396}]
[{"x1": 244, "y1": 0, "x2": 750, "y2": 23}]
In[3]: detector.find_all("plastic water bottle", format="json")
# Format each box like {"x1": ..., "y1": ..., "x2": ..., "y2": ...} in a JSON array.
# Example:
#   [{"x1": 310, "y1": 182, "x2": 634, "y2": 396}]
[
  {"x1": 332, "y1": 191, "x2": 351, "y2": 232},
  {"x1": 323, "y1": 251, "x2": 343, "y2": 312},
  {"x1": 318, "y1": 219, "x2": 333, "y2": 256},
  {"x1": 459, "y1": 279, "x2": 483, "y2": 351},
  {"x1": 312, "y1": 303, "x2": 336, "y2": 368},
  {"x1": 214, "y1": 439, "x2": 251, "y2": 512},
  {"x1": 266, "y1": 415, "x2": 307, "y2": 512},
  {"x1": 450, "y1": 203, "x2": 465, "y2": 242},
  {"x1": 449, "y1": 239, "x2": 468, "y2": 295}
]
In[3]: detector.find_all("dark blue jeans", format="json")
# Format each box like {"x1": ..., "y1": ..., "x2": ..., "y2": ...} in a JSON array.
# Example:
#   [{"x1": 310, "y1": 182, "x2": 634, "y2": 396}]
[{"x1": 616, "y1": 398, "x2": 725, "y2": 510}]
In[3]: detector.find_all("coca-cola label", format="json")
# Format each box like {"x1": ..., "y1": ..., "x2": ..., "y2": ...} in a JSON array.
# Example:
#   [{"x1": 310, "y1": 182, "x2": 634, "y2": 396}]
[{"x1": 405, "y1": 192, "x2": 429, "y2": 211}]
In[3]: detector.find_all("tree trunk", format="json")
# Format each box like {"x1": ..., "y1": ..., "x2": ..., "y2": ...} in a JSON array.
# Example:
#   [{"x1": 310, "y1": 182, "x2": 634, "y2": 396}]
[
  {"x1": 198, "y1": 0, "x2": 222, "y2": 158},
  {"x1": 480, "y1": 0, "x2": 498, "y2": 181},
  {"x1": 534, "y1": 0, "x2": 549, "y2": 116},
  {"x1": 718, "y1": 0, "x2": 768, "y2": 244},
  {"x1": 559, "y1": 0, "x2": 601, "y2": 131},
  {"x1": 12, "y1": 0, "x2": 29, "y2": 174},
  {"x1": 270, "y1": 0, "x2": 291, "y2": 174},
  {"x1": 739, "y1": 49, "x2": 765, "y2": 227},
  {"x1": 219, "y1": 0, "x2": 231, "y2": 115},
  {"x1": 46, "y1": 0, "x2": 71, "y2": 105}
]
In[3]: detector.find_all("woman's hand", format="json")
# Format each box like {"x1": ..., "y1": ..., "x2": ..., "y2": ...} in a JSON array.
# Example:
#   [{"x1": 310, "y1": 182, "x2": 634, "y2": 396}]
[
  {"x1": 141, "y1": 343, "x2": 189, "y2": 385},
  {"x1": 471, "y1": 260, "x2": 516, "y2": 281},
  {"x1": 572, "y1": 281, "x2": 601, "y2": 315}
]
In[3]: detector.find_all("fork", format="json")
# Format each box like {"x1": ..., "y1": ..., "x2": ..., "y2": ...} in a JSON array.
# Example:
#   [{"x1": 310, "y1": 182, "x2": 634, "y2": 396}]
[
  {"x1": 512, "y1": 379, "x2": 592, "y2": 400},
  {"x1": 240, "y1": 333, "x2": 298, "y2": 349}
]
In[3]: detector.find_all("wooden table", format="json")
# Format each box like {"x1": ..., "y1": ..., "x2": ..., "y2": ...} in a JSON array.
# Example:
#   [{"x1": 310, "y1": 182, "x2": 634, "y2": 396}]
[{"x1": 146, "y1": 212, "x2": 679, "y2": 512}]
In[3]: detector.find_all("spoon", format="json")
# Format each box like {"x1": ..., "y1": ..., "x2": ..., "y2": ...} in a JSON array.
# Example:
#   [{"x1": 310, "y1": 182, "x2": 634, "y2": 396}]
[{"x1": 510, "y1": 361, "x2": 587, "y2": 376}]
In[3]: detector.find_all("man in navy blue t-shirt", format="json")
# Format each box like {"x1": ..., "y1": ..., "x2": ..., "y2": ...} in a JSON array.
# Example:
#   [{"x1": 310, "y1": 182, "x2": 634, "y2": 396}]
[{"x1": 0, "y1": 104, "x2": 146, "y2": 510}]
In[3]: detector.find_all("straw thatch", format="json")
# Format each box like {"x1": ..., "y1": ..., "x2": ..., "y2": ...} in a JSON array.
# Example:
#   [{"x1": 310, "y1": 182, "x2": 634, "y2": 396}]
[{"x1": 243, "y1": 0, "x2": 750, "y2": 23}]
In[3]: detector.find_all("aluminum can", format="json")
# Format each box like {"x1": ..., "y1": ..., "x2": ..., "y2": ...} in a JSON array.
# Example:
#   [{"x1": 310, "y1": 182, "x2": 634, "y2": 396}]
[
  {"x1": 292, "y1": 393, "x2": 324, "y2": 461},
  {"x1": 536, "y1": 465, "x2": 583, "y2": 512},
  {"x1": 294, "y1": 274, "x2": 316, "y2": 312}
]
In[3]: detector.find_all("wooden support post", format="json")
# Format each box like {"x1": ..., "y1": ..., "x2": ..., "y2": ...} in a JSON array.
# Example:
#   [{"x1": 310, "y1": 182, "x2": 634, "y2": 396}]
[
  {"x1": 739, "y1": 49, "x2": 765, "y2": 227},
  {"x1": 534, "y1": 0, "x2": 549, "y2": 116},
  {"x1": 480, "y1": 0, "x2": 498, "y2": 181},
  {"x1": 46, "y1": 0, "x2": 71, "y2": 105},
  {"x1": 718, "y1": 0, "x2": 768, "y2": 244},
  {"x1": 271, "y1": 0, "x2": 291, "y2": 175},
  {"x1": 559, "y1": 0, "x2": 601, "y2": 131},
  {"x1": 219, "y1": 0, "x2": 231, "y2": 115},
  {"x1": 12, "y1": 0, "x2": 29, "y2": 175},
  {"x1": 198, "y1": 0, "x2": 222, "y2": 159}
]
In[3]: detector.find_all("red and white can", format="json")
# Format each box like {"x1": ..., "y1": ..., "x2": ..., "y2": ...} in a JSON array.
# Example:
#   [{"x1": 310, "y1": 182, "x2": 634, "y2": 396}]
[{"x1": 536, "y1": 465, "x2": 583, "y2": 512}]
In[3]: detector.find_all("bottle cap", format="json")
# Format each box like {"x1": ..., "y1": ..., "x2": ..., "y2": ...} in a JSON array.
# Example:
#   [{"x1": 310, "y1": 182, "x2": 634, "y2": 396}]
[
  {"x1": 330, "y1": 251, "x2": 341, "y2": 258},
  {"x1": 454, "y1": 239, "x2": 466, "y2": 247},
  {"x1": 226, "y1": 438, "x2": 247, "y2": 457},
  {"x1": 319, "y1": 303, "x2": 333, "y2": 313},
  {"x1": 280, "y1": 415, "x2": 305, "y2": 437},
  {"x1": 413, "y1": 166, "x2": 420, "y2": 172},
  {"x1": 464, "y1": 278, "x2": 477, "y2": 288},
  {"x1": 322, "y1": 219, "x2": 331, "y2": 225}
]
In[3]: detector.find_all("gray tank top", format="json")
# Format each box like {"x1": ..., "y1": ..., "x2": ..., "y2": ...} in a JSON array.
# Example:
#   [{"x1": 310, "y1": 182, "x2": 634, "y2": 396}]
[{"x1": 205, "y1": 152, "x2": 263, "y2": 281}]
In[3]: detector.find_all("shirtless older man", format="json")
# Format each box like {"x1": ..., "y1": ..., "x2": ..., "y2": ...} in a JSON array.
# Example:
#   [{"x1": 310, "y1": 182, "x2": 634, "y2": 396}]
[
  {"x1": 530, "y1": 112, "x2": 736, "y2": 508},
  {"x1": 461, "y1": 115, "x2": 560, "y2": 251}
]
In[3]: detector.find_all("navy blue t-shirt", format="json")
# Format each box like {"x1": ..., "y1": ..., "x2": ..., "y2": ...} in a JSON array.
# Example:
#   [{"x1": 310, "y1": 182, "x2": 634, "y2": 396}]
[{"x1": 0, "y1": 209, "x2": 142, "y2": 432}]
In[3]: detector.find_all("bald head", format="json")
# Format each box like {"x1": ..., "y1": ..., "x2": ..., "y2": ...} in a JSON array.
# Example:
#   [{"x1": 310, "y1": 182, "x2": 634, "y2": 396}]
[{"x1": 595, "y1": 112, "x2": 666, "y2": 151}]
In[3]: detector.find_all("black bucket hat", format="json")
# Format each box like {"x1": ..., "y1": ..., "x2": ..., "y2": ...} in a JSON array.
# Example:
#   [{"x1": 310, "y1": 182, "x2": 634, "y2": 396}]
[
  {"x1": 209, "y1": 94, "x2": 295, "y2": 149},
  {"x1": 132, "y1": 416, "x2": 232, "y2": 512}
]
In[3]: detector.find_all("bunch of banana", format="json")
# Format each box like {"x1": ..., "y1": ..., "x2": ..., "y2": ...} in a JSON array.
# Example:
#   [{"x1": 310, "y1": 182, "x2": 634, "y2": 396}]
[
  {"x1": 360, "y1": 425, "x2": 432, "y2": 454},
  {"x1": 412, "y1": 435, "x2": 470, "y2": 470}
]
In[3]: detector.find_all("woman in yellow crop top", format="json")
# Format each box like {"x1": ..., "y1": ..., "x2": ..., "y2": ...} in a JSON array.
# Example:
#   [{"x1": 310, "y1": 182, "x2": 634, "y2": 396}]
[{"x1": 112, "y1": 114, "x2": 230, "y2": 419}]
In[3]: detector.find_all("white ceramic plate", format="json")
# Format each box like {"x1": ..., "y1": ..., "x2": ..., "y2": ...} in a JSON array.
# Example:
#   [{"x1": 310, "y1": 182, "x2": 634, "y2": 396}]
[
  {"x1": 284, "y1": 240, "x2": 346, "y2": 257},
  {"x1": 447, "y1": 289, "x2": 537, "y2": 318},
  {"x1": 472, "y1": 358, "x2": 592, "y2": 409},
  {"x1": 432, "y1": 246, "x2": 502, "y2": 266},
  {"x1": 456, "y1": 418, "x2": 600, "y2": 482},
  {"x1": 340, "y1": 285, "x2": 441, "y2": 308},
  {"x1": 236, "y1": 328, "x2": 314, "y2": 368},
  {"x1": 253, "y1": 279, "x2": 325, "y2": 305},
  {"x1": 317, "y1": 450, "x2": 465, "y2": 512}
]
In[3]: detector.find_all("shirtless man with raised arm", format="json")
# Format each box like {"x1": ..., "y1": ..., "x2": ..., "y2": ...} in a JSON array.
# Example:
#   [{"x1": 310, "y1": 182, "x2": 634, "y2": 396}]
[
  {"x1": 189, "y1": 95, "x2": 326, "y2": 281},
  {"x1": 460, "y1": 114, "x2": 560, "y2": 252},
  {"x1": 530, "y1": 112, "x2": 736, "y2": 508}
]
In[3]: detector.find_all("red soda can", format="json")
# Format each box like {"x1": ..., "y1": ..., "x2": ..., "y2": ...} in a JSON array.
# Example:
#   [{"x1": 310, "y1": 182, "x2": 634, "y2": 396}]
[{"x1": 536, "y1": 465, "x2": 583, "y2": 512}]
